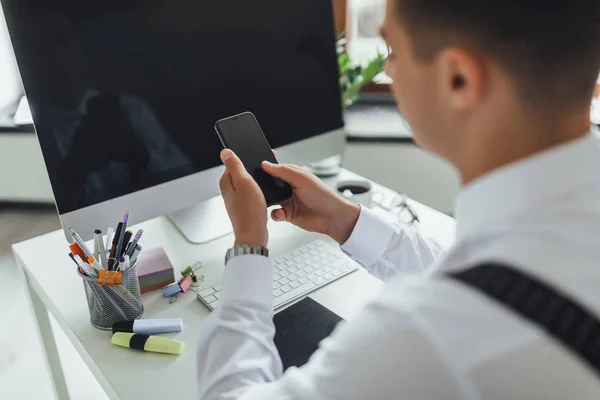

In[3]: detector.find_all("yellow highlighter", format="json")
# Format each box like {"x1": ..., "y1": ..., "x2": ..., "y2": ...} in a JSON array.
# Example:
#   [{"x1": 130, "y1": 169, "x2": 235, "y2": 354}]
[{"x1": 111, "y1": 332, "x2": 184, "y2": 355}]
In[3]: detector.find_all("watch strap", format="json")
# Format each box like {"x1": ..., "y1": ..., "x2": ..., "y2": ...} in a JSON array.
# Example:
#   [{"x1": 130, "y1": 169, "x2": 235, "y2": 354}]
[{"x1": 225, "y1": 245, "x2": 269, "y2": 265}]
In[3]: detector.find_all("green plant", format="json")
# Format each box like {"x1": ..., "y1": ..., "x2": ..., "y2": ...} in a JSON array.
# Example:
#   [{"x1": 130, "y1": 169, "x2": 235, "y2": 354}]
[{"x1": 337, "y1": 32, "x2": 388, "y2": 107}]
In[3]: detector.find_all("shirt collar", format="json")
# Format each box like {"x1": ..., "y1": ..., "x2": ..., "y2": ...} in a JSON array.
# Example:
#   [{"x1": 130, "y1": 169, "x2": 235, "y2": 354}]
[{"x1": 455, "y1": 126, "x2": 600, "y2": 241}]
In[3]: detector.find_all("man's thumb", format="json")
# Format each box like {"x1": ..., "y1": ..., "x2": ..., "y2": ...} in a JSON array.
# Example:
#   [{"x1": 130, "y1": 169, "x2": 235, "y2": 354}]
[{"x1": 221, "y1": 149, "x2": 246, "y2": 176}]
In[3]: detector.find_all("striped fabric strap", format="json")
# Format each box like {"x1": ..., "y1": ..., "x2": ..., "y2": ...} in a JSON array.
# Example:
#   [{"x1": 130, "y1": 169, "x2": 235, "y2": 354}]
[{"x1": 448, "y1": 263, "x2": 600, "y2": 378}]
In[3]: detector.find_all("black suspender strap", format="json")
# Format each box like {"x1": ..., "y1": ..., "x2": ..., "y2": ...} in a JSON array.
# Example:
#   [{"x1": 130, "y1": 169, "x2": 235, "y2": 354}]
[{"x1": 447, "y1": 263, "x2": 600, "y2": 378}]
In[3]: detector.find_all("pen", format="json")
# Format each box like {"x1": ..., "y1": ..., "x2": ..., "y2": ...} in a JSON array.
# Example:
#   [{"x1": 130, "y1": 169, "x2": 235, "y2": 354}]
[
  {"x1": 130, "y1": 245, "x2": 142, "y2": 265},
  {"x1": 68, "y1": 253, "x2": 85, "y2": 274},
  {"x1": 125, "y1": 229, "x2": 143, "y2": 257},
  {"x1": 93, "y1": 229, "x2": 103, "y2": 260},
  {"x1": 108, "y1": 222, "x2": 123, "y2": 270},
  {"x1": 96, "y1": 229, "x2": 108, "y2": 269},
  {"x1": 120, "y1": 231, "x2": 132, "y2": 259},
  {"x1": 124, "y1": 255, "x2": 131, "y2": 271},
  {"x1": 69, "y1": 228, "x2": 92, "y2": 260},
  {"x1": 114, "y1": 212, "x2": 129, "y2": 269},
  {"x1": 88, "y1": 257, "x2": 103, "y2": 271},
  {"x1": 74, "y1": 255, "x2": 97, "y2": 277},
  {"x1": 69, "y1": 243, "x2": 88, "y2": 264},
  {"x1": 105, "y1": 227, "x2": 114, "y2": 255}
]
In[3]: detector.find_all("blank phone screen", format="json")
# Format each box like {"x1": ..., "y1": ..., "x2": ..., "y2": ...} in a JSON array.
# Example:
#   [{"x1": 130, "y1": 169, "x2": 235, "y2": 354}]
[{"x1": 215, "y1": 112, "x2": 292, "y2": 205}]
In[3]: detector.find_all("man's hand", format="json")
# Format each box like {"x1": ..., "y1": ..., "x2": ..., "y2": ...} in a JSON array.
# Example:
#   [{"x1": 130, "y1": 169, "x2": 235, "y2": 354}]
[
  {"x1": 219, "y1": 149, "x2": 268, "y2": 247},
  {"x1": 262, "y1": 161, "x2": 360, "y2": 245}
]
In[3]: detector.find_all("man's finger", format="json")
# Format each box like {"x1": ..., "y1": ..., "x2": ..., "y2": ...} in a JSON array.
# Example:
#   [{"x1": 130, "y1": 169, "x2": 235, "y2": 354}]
[
  {"x1": 221, "y1": 149, "x2": 248, "y2": 181},
  {"x1": 271, "y1": 208, "x2": 287, "y2": 222},
  {"x1": 272, "y1": 149, "x2": 277, "y2": 158},
  {"x1": 262, "y1": 161, "x2": 305, "y2": 185},
  {"x1": 271, "y1": 198, "x2": 294, "y2": 222}
]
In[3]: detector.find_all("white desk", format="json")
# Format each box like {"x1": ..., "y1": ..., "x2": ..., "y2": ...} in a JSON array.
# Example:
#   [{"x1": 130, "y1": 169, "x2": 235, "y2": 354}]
[{"x1": 12, "y1": 169, "x2": 456, "y2": 400}]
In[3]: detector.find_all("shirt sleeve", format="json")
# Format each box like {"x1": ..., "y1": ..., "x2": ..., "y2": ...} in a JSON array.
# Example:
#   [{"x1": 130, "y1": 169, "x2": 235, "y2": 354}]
[
  {"x1": 196, "y1": 254, "x2": 283, "y2": 400},
  {"x1": 342, "y1": 206, "x2": 444, "y2": 281}
]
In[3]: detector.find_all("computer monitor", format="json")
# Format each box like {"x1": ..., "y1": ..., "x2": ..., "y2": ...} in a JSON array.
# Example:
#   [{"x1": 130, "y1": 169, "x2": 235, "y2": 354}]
[{"x1": 2, "y1": 0, "x2": 345, "y2": 243}]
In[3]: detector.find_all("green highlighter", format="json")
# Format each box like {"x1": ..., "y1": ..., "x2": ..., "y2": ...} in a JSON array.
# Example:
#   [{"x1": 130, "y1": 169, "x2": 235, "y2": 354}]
[{"x1": 112, "y1": 332, "x2": 185, "y2": 355}]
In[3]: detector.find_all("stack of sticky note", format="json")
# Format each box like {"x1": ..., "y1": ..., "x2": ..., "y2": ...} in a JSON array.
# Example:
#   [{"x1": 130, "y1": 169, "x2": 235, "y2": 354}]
[{"x1": 136, "y1": 247, "x2": 175, "y2": 294}]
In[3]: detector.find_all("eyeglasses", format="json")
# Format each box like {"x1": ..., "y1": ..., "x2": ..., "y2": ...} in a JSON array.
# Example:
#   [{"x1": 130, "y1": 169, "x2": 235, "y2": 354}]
[{"x1": 372, "y1": 193, "x2": 420, "y2": 226}]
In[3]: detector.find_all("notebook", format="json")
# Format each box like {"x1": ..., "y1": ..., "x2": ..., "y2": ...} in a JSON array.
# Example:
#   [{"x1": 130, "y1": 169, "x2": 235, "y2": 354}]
[{"x1": 273, "y1": 297, "x2": 344, "y2": 370}]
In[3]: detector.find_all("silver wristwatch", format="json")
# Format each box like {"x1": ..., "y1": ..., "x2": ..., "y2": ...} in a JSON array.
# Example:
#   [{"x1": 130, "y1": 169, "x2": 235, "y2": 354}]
[{"x1": 225, "y1": 244, "x2": 269, "y2": 265}]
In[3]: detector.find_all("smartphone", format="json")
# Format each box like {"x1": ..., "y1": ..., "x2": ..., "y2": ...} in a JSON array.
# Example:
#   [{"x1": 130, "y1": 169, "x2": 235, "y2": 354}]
[{"x1": 214, "y1": 111, "x2": 293, "y2": 206}]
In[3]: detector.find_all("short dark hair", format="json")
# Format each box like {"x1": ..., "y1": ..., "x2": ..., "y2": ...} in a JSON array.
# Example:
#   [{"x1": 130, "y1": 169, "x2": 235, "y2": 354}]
[{"x1": 396, "y1": 0, "x2": 600, "y2": 109}]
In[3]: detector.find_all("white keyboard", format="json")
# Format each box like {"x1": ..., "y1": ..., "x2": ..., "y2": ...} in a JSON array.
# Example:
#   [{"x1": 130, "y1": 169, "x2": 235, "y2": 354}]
[{"x1": 197, "y1": 240, "x2": 358, "y2": 311}]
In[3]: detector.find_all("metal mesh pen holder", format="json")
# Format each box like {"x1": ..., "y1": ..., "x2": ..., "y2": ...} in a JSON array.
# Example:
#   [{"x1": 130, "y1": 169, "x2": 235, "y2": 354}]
[{"x1": 78, "y1": 262, "x2": 144, "y2": 330}]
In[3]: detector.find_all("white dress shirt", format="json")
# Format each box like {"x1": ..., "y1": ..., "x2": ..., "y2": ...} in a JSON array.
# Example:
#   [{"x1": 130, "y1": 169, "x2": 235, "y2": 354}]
[{"x1": 197, "y1": 126, "x2": 600, "y2": 399}]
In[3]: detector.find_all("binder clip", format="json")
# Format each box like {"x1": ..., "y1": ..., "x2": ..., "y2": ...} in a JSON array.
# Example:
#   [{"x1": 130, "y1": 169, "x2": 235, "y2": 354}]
[
  {"x1": 163, "y1": 262, "x2": 203, "y2": 303},
  {"x1": 181, "y1": 262, "x2": 204, "y2": 283},
  {"x1": 98, "y1": 270, "x2": 123, "y2": 287}
]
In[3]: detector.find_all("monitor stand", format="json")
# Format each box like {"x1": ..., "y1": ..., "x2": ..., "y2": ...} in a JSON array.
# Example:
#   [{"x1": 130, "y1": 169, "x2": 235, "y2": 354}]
[{"x1": 168, "y1": 196, "x2": 233, "y2": 244}]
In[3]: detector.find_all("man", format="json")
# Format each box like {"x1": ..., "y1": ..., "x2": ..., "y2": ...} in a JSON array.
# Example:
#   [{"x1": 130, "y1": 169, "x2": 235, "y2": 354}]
[{"x1": 197, "y1": 0, "x2": 600, "y2": 398}]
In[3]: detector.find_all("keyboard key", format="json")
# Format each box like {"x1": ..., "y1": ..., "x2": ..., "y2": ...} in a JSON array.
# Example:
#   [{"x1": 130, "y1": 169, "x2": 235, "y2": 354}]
[
  {"x1": 341, "y1": 265, "x2": 352, "y2": 272},
  {"x1": 288, "y1": 266, "x2": 298, "y2": 273},
  {"x1": 307, "y1": 273, "x2": 317, "y2": 280},
  {"x1": 323, "y1": 273, "x2": 334, "y2": 280},
  {"x1": 288, "y1": 273, "x2": 299, "y2": 281},
  {"x1": 285, "y1": 261, "x2": 295, "y2": 267},
  {"x1": 214, "y1": 291, "x2": 221, "y2": 299},
  {"x1": 315, "y1": 269, "x2": 325, "y2": 277},
  {"x1": 279, "y1": 277, "x2": 291, "y2": 285},
  {"x1": 314, "y1": 277, "x2": 326, "y2": 286},
  {"x1": 284, "y1": 254, "x2": 293, "y2": 260},
  {"x1": 281, "y1": 284, "x2": 292, "y2": 293},
  {"x1": 212, "y1": 284, "x2": 222, "y2": 291},
  {"x1": 273, "y1": 281, "x2": 281, "y2": 289},
  {"x1": 273, "y1": 272, "x2": 282, "y2": 281},
  {"x1": 298, "y1": 277, "x2": 309, "y2": 284},
  {"x1": 297, "y1": 270, "x2": 306, "y2": 277},
  {"x1": 199, "y1": 287, "x2": 215, "y2": 297},
  {"x1": 276, "y1": 264, "x2": 286, "y2": 271},
  {"x1": 302, "y1": 254, "x2": 311, "y2": 260},
  {"x1": 323, "y1": 266, "x2": 332, "y2": 273},
  {"x1": 304, "y1": 281, "x2": 317, "y2": 289},
  {"x1": 292, "y1": 250, "x2": 302, "y2": 256},
  {"x1": 211, "y1": 299, "x2": 220, "y2": 309},
  {"x1": 290, "y1": 281, "x2": 301, "y2": 289},
  {"x1": 331, "y1": 269, "x2": 342, "y2": 277},
  {"x1": 204, "y1": 294, "x2": 217, "y2": 303},
  {"x1": 310, "y1": 250, "x2": 318, "y2": 256},
  {"x1": 273, "y1": 289, "x2": 283, "y2": 297},
  {"x1": 280, "y1": 270, "x2": 290, "y2": 277},
  {"x1": 305, "y1": 266, "x2": 314, "y2": 273}
]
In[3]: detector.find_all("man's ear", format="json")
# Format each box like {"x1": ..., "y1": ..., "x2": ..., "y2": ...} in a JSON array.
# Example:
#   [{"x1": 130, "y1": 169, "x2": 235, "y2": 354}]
[{"x1": 438, "y1": 47, "x2": 485, "y2": 111}]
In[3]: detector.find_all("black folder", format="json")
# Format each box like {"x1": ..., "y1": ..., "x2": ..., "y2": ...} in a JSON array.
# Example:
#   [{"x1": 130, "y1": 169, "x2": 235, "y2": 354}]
[{"x1": 273, "y1": 297, "x2": 344, "y2": 370}]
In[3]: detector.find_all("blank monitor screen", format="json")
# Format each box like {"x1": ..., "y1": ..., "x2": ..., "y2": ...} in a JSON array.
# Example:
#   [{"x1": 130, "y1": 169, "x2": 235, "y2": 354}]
[{"x1": 1, "y1": 0, "x2": 343, "y2": 214}]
